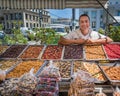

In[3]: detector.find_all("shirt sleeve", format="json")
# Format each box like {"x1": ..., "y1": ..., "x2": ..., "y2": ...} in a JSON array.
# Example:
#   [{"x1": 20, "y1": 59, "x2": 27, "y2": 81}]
[
  {"x1": 90, "y1": 31, "x2": 106, "y2": 40},
  {"x1": 98, "y1": 33, "x2": 106, "y2": 39},
  {"x1": 63, "y1": 30, "x2": 78, "y2": 39}
]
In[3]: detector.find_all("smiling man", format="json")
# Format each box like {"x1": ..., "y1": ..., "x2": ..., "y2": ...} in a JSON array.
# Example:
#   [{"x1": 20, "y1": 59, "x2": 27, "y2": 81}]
[{"x1": 58, "y1": 14, "x2": 113, "y2": 45}]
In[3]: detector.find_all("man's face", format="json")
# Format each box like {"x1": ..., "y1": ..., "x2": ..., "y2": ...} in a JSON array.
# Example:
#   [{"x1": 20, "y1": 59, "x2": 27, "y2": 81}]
[{"x1": 79, "y1": 16, "x2": 90, "y2": 31}]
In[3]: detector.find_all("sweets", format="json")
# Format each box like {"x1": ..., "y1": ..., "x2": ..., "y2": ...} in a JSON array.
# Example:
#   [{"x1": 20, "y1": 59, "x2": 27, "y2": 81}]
[
  {"x1": 85, "y1": 45, "x2": 106, "y2": 60},
  {"x1": 6, "y1": 60, "x2": 43, "y2": 78}
]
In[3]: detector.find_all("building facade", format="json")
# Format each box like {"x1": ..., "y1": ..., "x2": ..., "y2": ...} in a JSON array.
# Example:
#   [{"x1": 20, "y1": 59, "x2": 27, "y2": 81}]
[
  {"x1": 107, "y1": 0, "x2": 120, "y2": 23},
  {"x1": 0, "y1": 9, "x2": 50, "y2": 33}
]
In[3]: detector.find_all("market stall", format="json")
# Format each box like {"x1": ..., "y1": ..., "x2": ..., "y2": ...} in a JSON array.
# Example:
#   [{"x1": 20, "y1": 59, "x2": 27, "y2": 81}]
[{"x1": 0, "y1": 43, "x2": 120, "y2": 96}]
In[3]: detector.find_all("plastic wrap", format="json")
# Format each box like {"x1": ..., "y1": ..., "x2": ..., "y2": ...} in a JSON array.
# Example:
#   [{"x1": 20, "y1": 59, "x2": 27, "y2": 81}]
[
  {"x1": 38, "y1": 60, "x2": 61, "y2": 81},
  {"x1": 0, "y1": 78, "x2": 19, "y2": 96},
  {"x1": 35, "y1": 60, "x2": 59, "y2": 96},
  {"x1": 17, "y1": 68, "x2": 37, "y2": 95},
  {"x1": 0, "y1": 70, "x2": 6, "y2": 81},
  {"x1": 68, "y1": 70, "x2": 95, "y2": 96}
]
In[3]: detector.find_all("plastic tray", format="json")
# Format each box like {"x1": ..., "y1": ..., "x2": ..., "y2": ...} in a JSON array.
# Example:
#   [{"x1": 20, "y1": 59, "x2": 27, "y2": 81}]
[
  {"x1": 0, "y1": 45, "x2": 10, "y2": 56},
  {"x1": 63, "y1": 45, "x2": 84, "y2": 60},
  {"x1": 103, "y1": 43, "x2": 120, "y2": 61},
  {"x1": 6, "y1": 60, "x2": 45, "y2": 78},
  {"x1": 0, "y1": 45, "x2": 27, "y2": 59},
  {"x1": 84, "y1": 44, "x2": 108, "y2": 61},
  {"x1": 98, "y1": 62, "x2": 120, "y2": 85},
  {"x1": 40, "y1": 60, "x2": 73, "y2": 81},
  {"x1": 72, "y1": 61, "x2": 108, "y2": 84},
  {"x1": 40, "y1": 45, "x2": 64, "y2": 60}
]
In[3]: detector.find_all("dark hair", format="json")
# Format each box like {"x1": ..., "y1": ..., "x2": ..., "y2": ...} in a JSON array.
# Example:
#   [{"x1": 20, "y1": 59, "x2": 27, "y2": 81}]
[{"x1": 79, "y1": 14, "x2": 90, "y2": 21}]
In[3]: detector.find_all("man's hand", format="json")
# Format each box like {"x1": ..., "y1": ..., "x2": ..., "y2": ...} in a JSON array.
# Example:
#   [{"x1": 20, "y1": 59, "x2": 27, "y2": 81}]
[
  {"x1": 86, "y1": 39, "x2": 95, "y2": 44},
  {"x1": 58, "y1": 36, "x2": 72, "y2": 45}
]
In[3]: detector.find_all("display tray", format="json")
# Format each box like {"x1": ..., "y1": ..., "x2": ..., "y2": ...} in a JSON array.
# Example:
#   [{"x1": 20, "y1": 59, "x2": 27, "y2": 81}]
[
  {"x1": 0, "y1": 45, "x2": 27, "y2": 59},
  {"x1": 0, "y1": 59, "x2": 19, "y2": 74},
  {"x1": 84, "y1": 44, "x2": 108, "y2": 61},
  {"x1": 18, "y1": 45, "x2": 45, "y2": 60},
  {"x1": 95, "y1": 85, "x2": 114, "y2": 94},
  {"x1": 98, "y1": 62, "x2": 120, "y2": 85},
  {"x1": 35, "y1": 60, "x2": 49, "y2": 77},
  {"x1": 0, "y1": 45, "x2": 10, "y2": 56},
  {"x1": 72, "y1": 61, "x2": 108, "y2": 84},
  {"x1": 6, "y1": 60, "x2": 45, "y2": 78},
  {"x1": 59, "y1": 81, "x2": 70, "y2": 92},
  {"x1": 63, "y1": 45, "x2": 84, "y2": 60},
  {"x1": 40, "y1": 60, "x2": 73, "y2": 81},
  {"x1": 40, "y1": 45, "x2": 64, "y2": 60},
  {"x1": 103, "y1": 43, "x2": 120, "y2": 61}
]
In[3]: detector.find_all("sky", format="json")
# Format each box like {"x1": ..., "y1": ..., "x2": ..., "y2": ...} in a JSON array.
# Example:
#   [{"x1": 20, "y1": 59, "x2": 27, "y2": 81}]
[{"x1": 48, "y1": 8, "x2": 80, "y2": 19}]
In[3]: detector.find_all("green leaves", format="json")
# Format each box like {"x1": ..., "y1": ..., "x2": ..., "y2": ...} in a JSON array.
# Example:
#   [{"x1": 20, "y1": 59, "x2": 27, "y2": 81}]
[
  {"x1": 98, "y1": 26, "x2": 120, "y2": 42},
  {"x1": 34, "y1": 28, "x2": 60, "y2": 44},
  {"x1": 108, "y1": 26, "x2": 120, "y2": 42},
  {"x1": 2, "y1": 29, "x2": 28, "y2": 45}
]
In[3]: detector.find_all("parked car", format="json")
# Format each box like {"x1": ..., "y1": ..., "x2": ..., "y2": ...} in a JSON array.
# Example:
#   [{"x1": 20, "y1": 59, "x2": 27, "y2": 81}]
[
  {"x1": 0, "y1": 31, "x2": 5, "y2": 39},
  {"x1": 46, "y1": 24, "x2": 69, "y2": 36}
]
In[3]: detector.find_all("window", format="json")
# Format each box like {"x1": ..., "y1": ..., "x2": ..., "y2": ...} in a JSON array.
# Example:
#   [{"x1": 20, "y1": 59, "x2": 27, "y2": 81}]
[
  {"x1": 19, "y1": 13, "x2": 22, "y2": 19},
  {"x1": 25, "y1": 14, "x2": 28, "y2": 20},
  {"x1": 33, "y1": 16, "x2": 35, "y2": 20},
  {"x1": 26, "y1": 23, "x2": 28, "y2": 27},
  {"x1": 11, "y1": 23, "x2": 14, "y2": 28},
  {"x1": 30, "y1": 15, "x2": 32, "y2": 20},
  {"x1": 7, "y1": 22, "x2": 9, "y2": 28},
  {"x1": 37, "y1": 23, "x2": 39, "y2": 27},
  {"x1": 10, "y1": 14, "x2": 13, "y2": 20},
  {"x1": 84, "y1": 11, "x2": 88, "y2": 15},
  {"x1": 30, "y1": 23, "x2": 32, "y2": 28},
  {"x1": 118, "y1": 11, "x2": 120, "y2": 16},
  {"x1": 92, "y1": 11, "x2": 96, "y2": 19},
  {"x1": 34, "y1": 23, "x2": 35, "y2": 27},
  {"x1": 116, "y1": 2, "x2": 118, "y2": 4},
  {"x1": 92, "y1": 21, "x2": 96, "y2": 28},
  {"x1": 6, "y1": 15, "x2": 8, "y2": 20}
]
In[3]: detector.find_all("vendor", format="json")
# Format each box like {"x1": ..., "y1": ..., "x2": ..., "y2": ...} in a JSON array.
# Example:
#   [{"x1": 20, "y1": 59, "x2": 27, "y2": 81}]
[{"x1": 58, "y1": 14, "x2": 113, "y2": 45}]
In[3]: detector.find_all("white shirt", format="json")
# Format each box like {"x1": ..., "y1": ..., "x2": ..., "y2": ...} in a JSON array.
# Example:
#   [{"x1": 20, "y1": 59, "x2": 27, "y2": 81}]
[{"x1": 64, "y1": 29, "x2": 106, "y2": 40}]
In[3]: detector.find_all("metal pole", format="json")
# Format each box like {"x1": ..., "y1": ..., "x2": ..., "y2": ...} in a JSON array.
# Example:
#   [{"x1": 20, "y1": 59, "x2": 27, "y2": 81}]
[
  {"x1": 72, "y1": 8, "x2": 75, "y2": 31},
  {"x1": 39, "y1": 9, "x2": 43, "y2": 27}
]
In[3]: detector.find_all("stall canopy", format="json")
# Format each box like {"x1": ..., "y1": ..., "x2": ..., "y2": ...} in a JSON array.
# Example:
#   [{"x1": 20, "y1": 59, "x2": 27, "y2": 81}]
[{"x1": 0, "y1": 0, "x2": 108, "y2": 9}]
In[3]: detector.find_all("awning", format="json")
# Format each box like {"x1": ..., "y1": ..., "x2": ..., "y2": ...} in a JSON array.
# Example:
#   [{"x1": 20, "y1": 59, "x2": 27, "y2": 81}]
[{"x1": 0, "y1": 0, "x2": 108, "y2": 9}]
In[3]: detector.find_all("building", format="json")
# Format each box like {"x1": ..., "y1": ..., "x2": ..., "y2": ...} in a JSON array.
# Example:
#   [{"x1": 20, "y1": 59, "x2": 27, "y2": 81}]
[
  {"x1": 78, "y1": 8, "x2": 104, "y2": 31},
  {"x1": 51, "y1": 18, "x2": 71, "y2": 25},
  {"x1": 31, "y1": 9, "x2": 51, "y2": 27},
  {"x1": 107, "y1": 0, "x2": 120, "y2": 24},
  {"x1": 0, "y1": 9, "x2": 50, "y2": 33}
]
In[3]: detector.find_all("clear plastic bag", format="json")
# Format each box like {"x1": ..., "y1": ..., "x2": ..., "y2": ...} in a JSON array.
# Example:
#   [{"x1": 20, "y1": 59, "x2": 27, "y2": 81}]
[
  {"x1": 38, "y1": 60, "x2": 61, "y2": 81},
  {"x1": 113, "y1": 86, "x2": 120, "y2": 96},
  {"x1": 0, "y1": 78, "x2": 19, "y2": 96},
  {"x1": 17, "y1": 68, "x2": 37, "y2": 95},
  {"x1": 68, "y1": 70, "x2": 95, "y2": 96},
  {"x1": 0, "y1": 69, "x2": 6, "y2": 81}
]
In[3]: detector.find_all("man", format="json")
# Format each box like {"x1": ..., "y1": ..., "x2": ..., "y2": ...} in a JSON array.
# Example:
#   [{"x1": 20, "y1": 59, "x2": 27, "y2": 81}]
[{"x1": 58, "y1": 14, "x2": 113, "y2": 45}]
